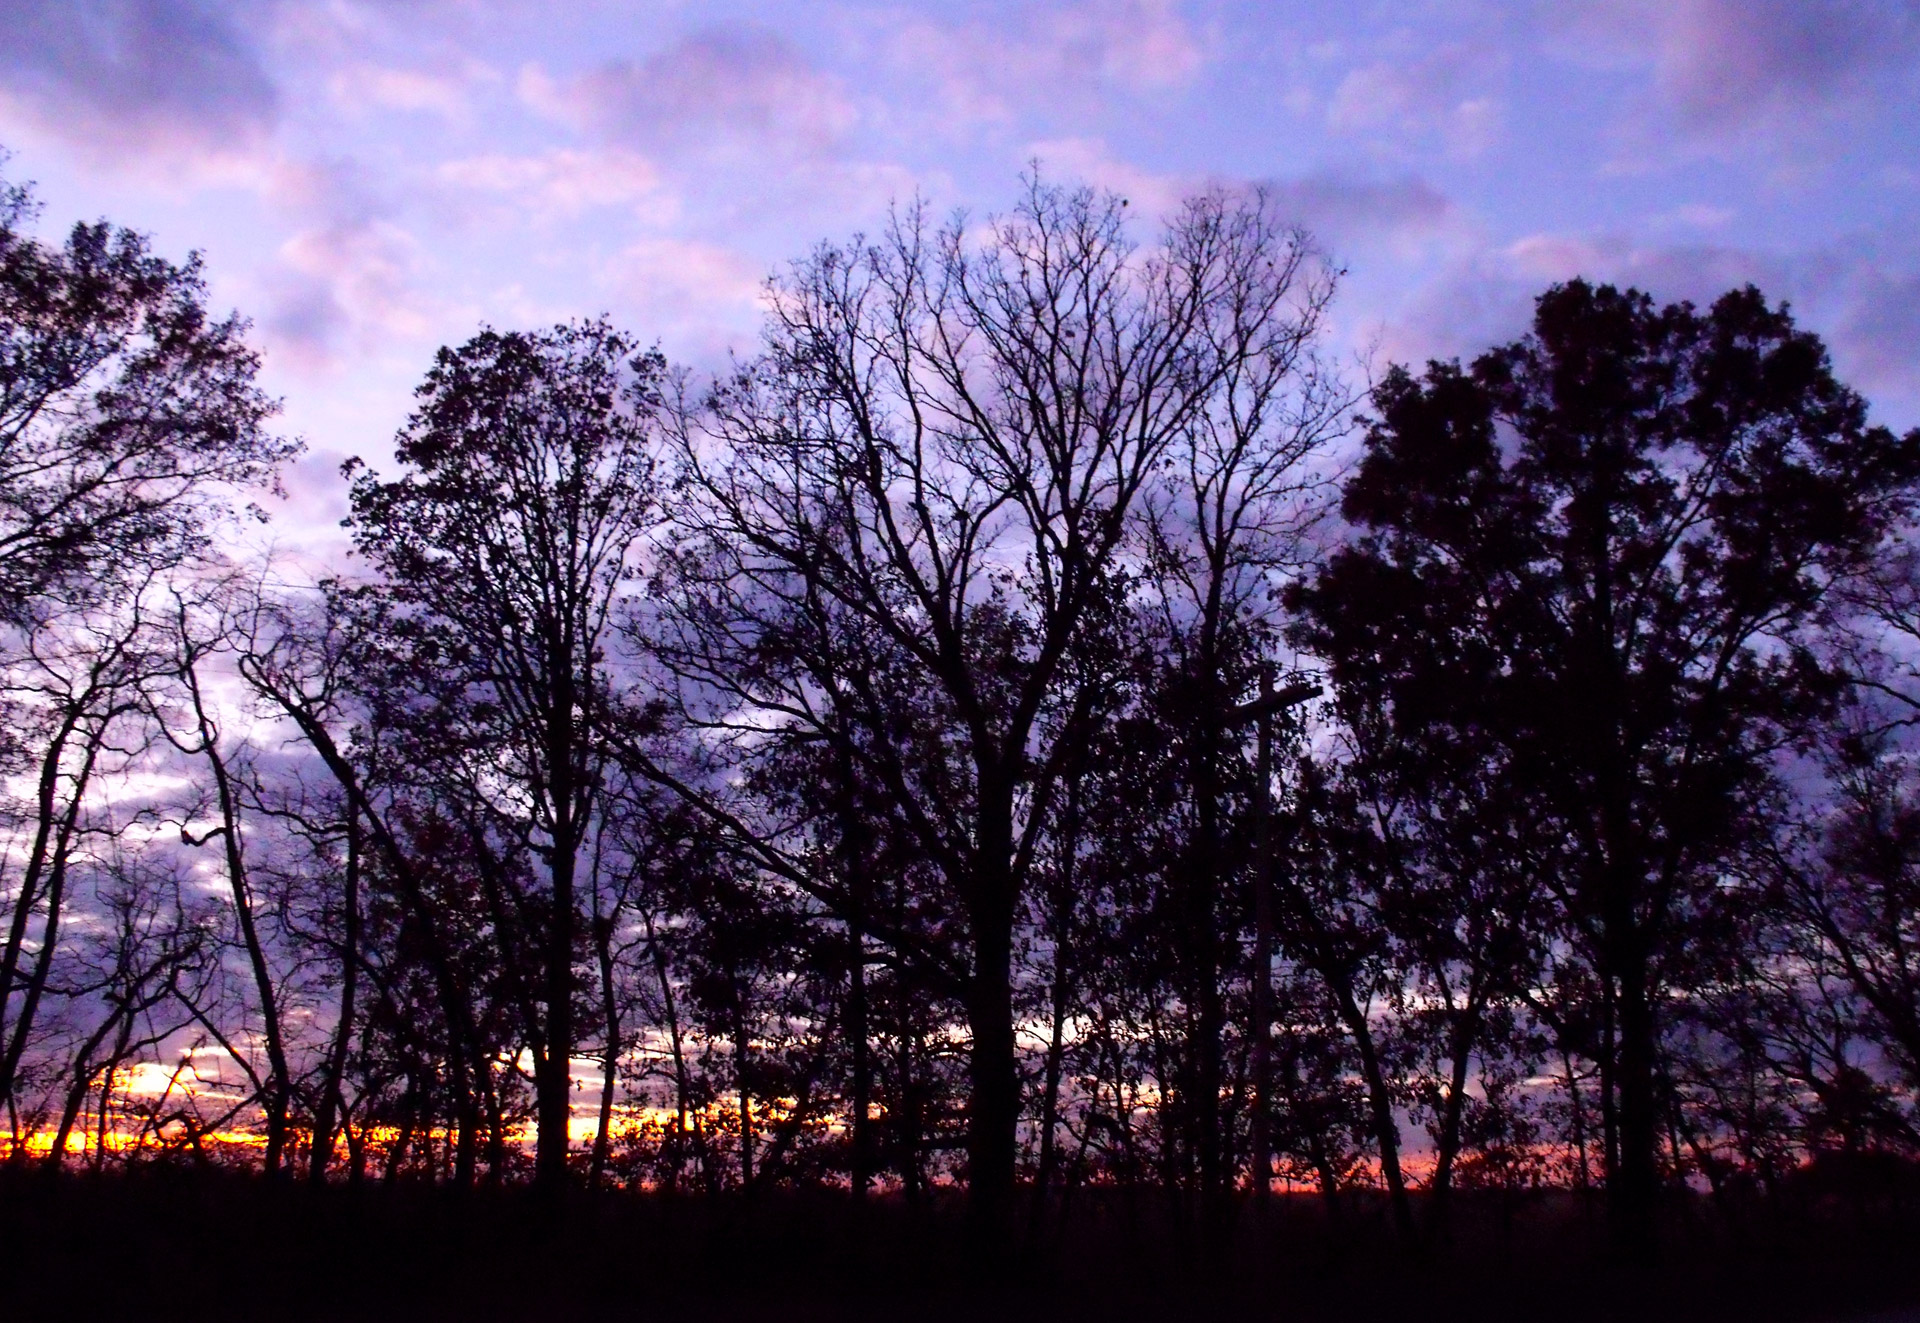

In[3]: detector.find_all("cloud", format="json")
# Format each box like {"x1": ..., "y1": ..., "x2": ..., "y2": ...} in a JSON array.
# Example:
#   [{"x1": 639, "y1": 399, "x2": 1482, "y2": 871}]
[
  {"x1": 262, "y1": 213, "x2": 434, "y2": 372},
  {"x1": 517, "y1": 27, "x2": 934, "y2": 236},
  {"x1": 1374, "y1": 224, "x2": 1920, "y2": 427},
  {"x1": 1829, "y1": 265, "x2": 1920, "y2": 422},
  {"x1": 1022, "y1": 137, "x2": 1191, "y2": 218},
  {"x1": 1383, "y1": 231, "x2": 1784, "y2": 370},
  {"x1": 327, "y1": 60, "x2": 486, "y2": 123},
  {"x1": 1653, "y1": 0, "x2": 1918, "y2": 129},
  {"x1": 604, "y1": 237, "x2": 767, "y2": 362},
  {"x1": 253, "y1": 158, "x2": 433, "y2": 368},
  {"x1": 436, "y1": 148, "x2": 674, "y2": 223},
  {"x1": 1325, "y1": 43, "x2": 1504, "y2": 160},
  {"x1": 1038, "y1": 0, "x2": 1205, "y2": 90},
  {"x1": 1557, "y1": 0, "x2": 1920, "y2": 142},
  {"x1": 1263, "y1": 172, "x2": 1461, "y2": 258},
  {"x1": 521, "y1": 27, "x2": 856, "y2": 159},
  {"x1": 867, "y1": 0, "x2": 1206, "y2": 130},
  {"x1": 0, "y1": 0, "x2": 278, "y2": 161},
  {"x1": 1010, "y1": 142, "x2": 1461, "y2": 272}
]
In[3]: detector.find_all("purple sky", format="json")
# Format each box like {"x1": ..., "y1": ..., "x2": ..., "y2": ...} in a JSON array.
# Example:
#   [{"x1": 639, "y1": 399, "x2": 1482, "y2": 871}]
[{"x1": 3, "y1": 0, "x2": 1917, "y2": 548}]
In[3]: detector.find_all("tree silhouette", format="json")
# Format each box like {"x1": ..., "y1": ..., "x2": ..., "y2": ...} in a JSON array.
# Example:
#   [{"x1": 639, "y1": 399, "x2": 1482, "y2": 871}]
[
  {"x1": 339, "y1": 319, "x2": 665, "y2": 1192},
  {"x1": 644, "y1": 177, "x2": 1337, "y2": 1246},
  {"x1": 1289, "y1": 279, "x2": 1920, "y2": 1257}
]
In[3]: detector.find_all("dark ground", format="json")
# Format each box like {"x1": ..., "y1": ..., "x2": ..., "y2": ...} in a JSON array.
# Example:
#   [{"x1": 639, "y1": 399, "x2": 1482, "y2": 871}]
[{"x1": 2, "y1": 1169, "x2": 1916, "y2": 1322}]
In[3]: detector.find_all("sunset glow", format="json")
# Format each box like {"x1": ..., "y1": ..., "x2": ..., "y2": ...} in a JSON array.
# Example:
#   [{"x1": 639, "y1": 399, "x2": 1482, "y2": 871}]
[{"x1": 3, "y1": 7, "x2": 1919, "y2": 1317}]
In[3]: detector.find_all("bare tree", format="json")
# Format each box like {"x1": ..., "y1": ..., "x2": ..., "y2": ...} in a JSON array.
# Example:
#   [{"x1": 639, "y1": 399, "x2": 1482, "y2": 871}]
[
  {"x1": 0, "y1": 583, "x2": 169, "y2": 1130},
  {"x1": 642, "y1": 177, "x2": 1332, "y2": 1241},
  {"x1": 1130, "y1": 191, "x2": 1344, "y2": 1230}
]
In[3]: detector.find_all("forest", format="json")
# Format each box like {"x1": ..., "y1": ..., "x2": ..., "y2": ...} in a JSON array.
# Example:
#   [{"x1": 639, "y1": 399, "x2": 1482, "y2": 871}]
[{"x1": 3, "y1": 161, "x2": 1920, "y2": 1314}]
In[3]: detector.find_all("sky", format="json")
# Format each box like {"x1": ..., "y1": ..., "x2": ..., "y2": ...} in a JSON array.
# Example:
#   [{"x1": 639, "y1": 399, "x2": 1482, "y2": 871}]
[{"x1": 2, "y1": 0, "x2": 1918, "y2": 550}]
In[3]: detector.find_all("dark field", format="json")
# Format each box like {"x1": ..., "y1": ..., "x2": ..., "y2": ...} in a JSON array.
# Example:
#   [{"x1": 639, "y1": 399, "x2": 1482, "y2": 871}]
[{"x1": 4, "y1": 1170, "x2": 1918, "y2": 1322}]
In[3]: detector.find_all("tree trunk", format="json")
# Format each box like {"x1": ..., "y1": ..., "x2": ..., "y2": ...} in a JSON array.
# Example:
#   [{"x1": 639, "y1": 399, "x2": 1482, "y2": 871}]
[
  {"x1": 847, "y1": 931, "x2": 871, "y2": 1202},
  {"x1": 1189, "y1": 704, "x2": 1226, "y2": 1244},
  {"x1": 384, "y1": 1076, "x2": 419, "y2": 1185},
  {"x1": 313, "y1": 811, "x2": 362, "y2": 1184},
  {"x1": 591, "y1": 909, "x2": 620, "y2": 1190},
  {"x1": 0, "y1": 723, "x2": 103, "y2": 1117},
  {"x1": 0, "y1": 711, "x2": 83, "y2": 1107},
  {"x1": 838, "y1": 737, "x2": 872, "y2": 1202},
  {"x1": 1427, "y1": 1003, "x2": 1480, "y2": 1237},
  {"x1": 646, "y1": 908, "x2": 695, "y2": 1191},
  {"x1": 243, "y1": 676, "x2": 491, "y2": 1181},
  {"x1": 1034, "y1": 775, "x2": 1081, "y2": 1229},
  {"x1": 1612, "y1": 927, "x2": 1659, "y2": 1260},
  {"x1": 535, "y1": 828, "x2": 576, "y2": 1193},
  {"x1": 1034, "y1": 926, "x2": 1072, "y2": 1228},
  {"x1": 1250, "y1": 685, "x2": 1276, "y2": 1206},
  {"x1": 451, "y1": 1049, "x2": 478, "y2": 1189},
  {"x1": 482, "y1": 1056, "x2": 507, "y2": 1184},
  {"x1": 965, "y1": 800, "x2": 1020, "y2": 1253},
  {"x1": 735, "y1": 990, "x2": 754, "y2": 1189},
  {"x1": 898, "y1": 1029, "x2": 924, "y2": 1204},
  {"x1": 46, "y1": 1007, "x2": 123, "y2": 1170},
  {"x1": 1339, "y1": 991, "x2": 1416, "y2": 1246},
  {"x1": 182, "y1": 652, "x2": 292, "y2": 1178}
]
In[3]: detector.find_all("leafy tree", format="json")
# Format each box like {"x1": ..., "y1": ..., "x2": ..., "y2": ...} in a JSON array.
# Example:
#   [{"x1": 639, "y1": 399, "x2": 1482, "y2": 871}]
[
  {"x1": 340, "y1": 319, "x2": 665, "y2": 1191},
  {"x1": 1289, "y1": 280, "x2": 1920, "y2": 1256},
  {"x1": 0, "y1": 168, "x2": 291, "y2": 624}
]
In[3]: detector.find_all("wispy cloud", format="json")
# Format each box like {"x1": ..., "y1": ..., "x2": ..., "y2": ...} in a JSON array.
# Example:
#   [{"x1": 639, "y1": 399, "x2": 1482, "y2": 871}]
[
  {"x1": 863, "y1": 0, "x2": 1206, "y2": 132},
  {"x1": 327, "y1": 59, "x2": 492, "y2": 124},
  {"x1": 436, "y1": 147, "x2": 673, "y2": 223},
  {"x1": 1326, "y1": 44, "x2": 1505, "y2": 160}
]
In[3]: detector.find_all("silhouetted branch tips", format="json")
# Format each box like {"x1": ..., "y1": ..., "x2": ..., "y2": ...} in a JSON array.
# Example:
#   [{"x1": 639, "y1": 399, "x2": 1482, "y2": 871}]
[{"x1": 5, "y1": 163, "x2": 1920, "y2": 1301}]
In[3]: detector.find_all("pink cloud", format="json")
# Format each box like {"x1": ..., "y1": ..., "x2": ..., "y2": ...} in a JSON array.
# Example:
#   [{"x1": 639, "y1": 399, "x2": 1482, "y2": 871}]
[
  {"x1": 1384, "y1": 230, "x2": 1785, "y2": 370},
  {"x1": 0, "y1": 0, "x2": 278, "y2": 164},
  {"x1": 1021, "y1": 137, "x2": 1192, "y2": 218},
  {"x1": 521, "y1": 27, "x2": 856, "y2": 159},
  {"x1": 263, "y1": 217, "x2": 435, "y2": 372},
  {"x1": 1651, "y1": 0, "x2": 1918, "y2": 128},
  {"x1": 1263, "y1": 172, "x2": 1462, "y2": 259},
  {"x1": 327, "y1": 60, "x2": 492, "y2": 123},
  {"x1": 603, "y1": 237, "x2": 767, "y2": 363},
  {"x1": 869, "y1": 0, "x2": 1207, "y2": 130},
  {"x1": 1325, "y1": 43, "x2": 1505, "y2": 160},
  {"x1": 1557, "y1": 0, "x2": 1920, "y2": 147},
  {"x1": 1376, "y1": 223, "x2": 1920, "y2": 430},
  {"x1": 436, "y1": 148, "x2": 674, "y2": 223},
  {"x1": 1051, "y1": 0, "x2": 1205, "y2": 89},
  {"x1": 1015, "y1": 140, "x2": 1459, "y2": 258},
  {"x1": 1832, "y1": 266, "x2": 1920, "y2": 421}
]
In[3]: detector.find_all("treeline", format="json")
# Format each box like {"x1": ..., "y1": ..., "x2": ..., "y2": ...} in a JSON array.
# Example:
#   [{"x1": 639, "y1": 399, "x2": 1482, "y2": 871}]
[{"x1": 3, "y1": 168, "x2": 1919, "y2": 1262}]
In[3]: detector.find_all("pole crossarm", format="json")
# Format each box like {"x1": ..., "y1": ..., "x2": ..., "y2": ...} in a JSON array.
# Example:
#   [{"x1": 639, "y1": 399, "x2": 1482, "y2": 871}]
[{"x1": 1229, "y1": 680, "x2": 1322, "y2": 724}]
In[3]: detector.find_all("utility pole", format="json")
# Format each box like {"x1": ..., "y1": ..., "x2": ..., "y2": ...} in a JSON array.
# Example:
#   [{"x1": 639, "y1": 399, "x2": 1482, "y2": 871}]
[{"x1": 1232, "y1": 670, "x2": 1320, "y2": 1208}]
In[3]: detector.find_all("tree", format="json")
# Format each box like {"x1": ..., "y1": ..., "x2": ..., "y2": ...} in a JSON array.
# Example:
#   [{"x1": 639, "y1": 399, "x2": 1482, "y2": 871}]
[
  {"x1": 237, "y1": 582, "x2": 499, "y2": 1186},
  {"x1": 1289, "y1": 280, "x2": 1920, "y2": 1257},
  {"x1": 0, "y1": 170, "x2": 292, "y2": 1144},
  {"x1": 1128, "y1": 199, "x2": 1341, "y2": 1233},
  {"x1": 339, "y1": 319, "x2": 665, "y2": 1192},
  {"x1": 0, "y1": 167, "x2": 291, "y2": 625},
  {"x1": 152, "y1": 582, "x2": 296, "y2": 1175},
  {"x1": 0, "y1": 577, "x2": 170, "y2": 1131},
  {"x1": 1775, "y1": 727, "x2": 1920, "y2": 1091},
  {"x1": 645, "y1": 178, "x2": 1326, "y2": 1243}
]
